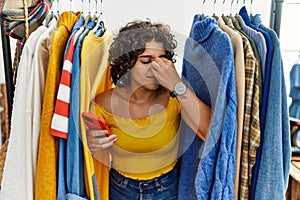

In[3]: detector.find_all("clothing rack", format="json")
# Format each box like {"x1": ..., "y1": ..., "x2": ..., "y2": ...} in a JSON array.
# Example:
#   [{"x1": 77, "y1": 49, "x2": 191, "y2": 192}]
[
  {"x1": 0, "y1": 0, "x2": 285, "y2": 129},
  {"x1": 270, "y1": 0, "x2": 284, "y2": 38},
  {"x1": 0, "y1": 18, "x2": 13, "y2": 130}
]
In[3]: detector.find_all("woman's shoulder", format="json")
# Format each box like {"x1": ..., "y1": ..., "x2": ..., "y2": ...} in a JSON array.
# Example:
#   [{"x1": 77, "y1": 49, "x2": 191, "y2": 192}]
[{"x1": 94, "y1": 88, "x2": 114, "y2": 112}]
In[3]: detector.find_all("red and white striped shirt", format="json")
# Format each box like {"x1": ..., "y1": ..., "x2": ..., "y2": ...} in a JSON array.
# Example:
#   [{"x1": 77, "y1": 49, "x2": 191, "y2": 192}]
[{"x1": 50, "y1": 26, "x2": 84, "y2": 138}]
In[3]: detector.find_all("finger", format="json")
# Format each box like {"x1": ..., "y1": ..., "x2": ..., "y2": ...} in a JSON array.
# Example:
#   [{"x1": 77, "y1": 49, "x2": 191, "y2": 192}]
[
  {"x1": 87, "y1": 132, "x2": 115, "y2": 149},
  {"x1": 87, "y1": 129, "x2": 108, "y2": 138},
  {"x1": 99, "y1": 139, "x2": 117, "y2": 149},
  {"x1": 151, "y1": 60, "x2": 160, "y2": 70},
  {"x1": 88, "y1": 135, "x2": 117, "y2": 151},
  {"x1": 89, "y1": 141, "x2": 114, "y2": 151},
  {"x1": 153, "y1": 58, "x2": 168, "y2": 69},
  {"x1": 90, "y1": 134, "x2": 117, "y2": 145},
  {"x1": 156, "y1": 57, "x2": 174, "y2": 68},
  {"x1": 151, "y1": 62, "x2": 162, "y2": 77}
]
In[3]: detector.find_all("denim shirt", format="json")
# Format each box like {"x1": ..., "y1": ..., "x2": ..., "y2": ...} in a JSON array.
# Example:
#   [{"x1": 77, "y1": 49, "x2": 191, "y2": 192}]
[
  {"x1": 251, "y1": 14, "x2": 291, "y2": 200},
  {"x1": 65, "y1": 21, "x2": 98, "y2": 200},
  {"x1": 56, "y1": 18, "x2": 85, "y2": 200}
]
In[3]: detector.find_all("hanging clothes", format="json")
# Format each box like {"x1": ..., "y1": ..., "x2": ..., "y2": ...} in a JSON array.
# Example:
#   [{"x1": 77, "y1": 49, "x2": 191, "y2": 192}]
[
  {"x1": 35, "y1": 11, "x2": 81, "y2": 200},
  {"x1": 0, "y1": 0, "x2": 53, "y2": 84},
  {"x1": 65, "y1": 20, "x2": 100, "y2": 200},
  {"x1": 30, "y1": 18, "x2": 58, "y2": 167},
  {"x1": 289, "y1": 53, "x2": 300, "y2": 119},
  {"x1": 0, "y1": 25, "x2": 47, "y2": 200},
  {"x1": 179, "y1": 14, "x2": 237, "y2": 200},
  {"x1": 80, "y1": 24, "x2": 113, "y2": 200},
  {"x1": 251, "y1": 13, "x2": 291, "y2": 200},
  {"x1": 0, "y1": 2, "x2": 292, "y2": 200},
  {"x1": 235, "y1": 15, "x2": 267, "y2": 83},
  {"x1": 231, "y1": 15, "x2": 264, "y2": 109},
  {"x1": 238, "y1": 8, "x2": 273, "y2": 200},
  {"x1": 53, "y1": 19, "x2": 86, "y2": 200},
  {"x1": 64, "y1": 21, "x2": 86, "y2": 200},
  {"x1": 224, "y1": 16, "x2": 261, "y2": 200},
  {"x1": 217, "y1": 17, "x2": 245, "y2": 200}
]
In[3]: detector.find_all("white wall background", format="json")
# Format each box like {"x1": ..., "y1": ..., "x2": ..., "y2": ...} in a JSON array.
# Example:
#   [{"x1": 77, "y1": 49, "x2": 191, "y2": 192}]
[
  {"x1": 0, "y1": 0, "x2": 272, "y2": 84},
  {"x1": 280, "y1": 1, "x2": 300, "y2": 106}
]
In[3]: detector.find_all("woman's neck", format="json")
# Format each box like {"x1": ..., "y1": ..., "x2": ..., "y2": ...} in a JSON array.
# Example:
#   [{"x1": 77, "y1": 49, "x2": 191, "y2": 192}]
[
  {"x1": 111, "y1": 86, "x2": 169, "y2": 119},
  {"x1": 122, "y1": 86, "x2": 164, "y2": 104}
]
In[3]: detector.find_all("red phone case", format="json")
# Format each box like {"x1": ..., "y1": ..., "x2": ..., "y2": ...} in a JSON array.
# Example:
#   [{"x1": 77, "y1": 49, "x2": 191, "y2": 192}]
[{"x1": 82, "y1": 112, "x2": 111, "y2": 136}]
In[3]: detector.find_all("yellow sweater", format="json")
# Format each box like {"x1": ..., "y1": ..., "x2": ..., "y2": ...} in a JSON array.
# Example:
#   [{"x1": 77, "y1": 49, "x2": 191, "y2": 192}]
[{"x1": 80, "y1": 29, "x2": 113, "y2": 200}]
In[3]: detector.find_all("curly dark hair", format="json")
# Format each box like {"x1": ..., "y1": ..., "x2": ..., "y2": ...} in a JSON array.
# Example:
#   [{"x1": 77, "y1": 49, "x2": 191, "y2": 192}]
[{"x1": 109, "y1": 20, "x2": 177, "y2": 87}]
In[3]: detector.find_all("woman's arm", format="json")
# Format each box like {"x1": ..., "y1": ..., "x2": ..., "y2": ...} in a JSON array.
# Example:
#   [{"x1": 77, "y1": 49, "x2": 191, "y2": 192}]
[
  {"x1": 174, "y1": 87, "x2": 211, "y2": 141},
  {"x1": 151, "y1": 57, "x2": 211, "y2": 140}
]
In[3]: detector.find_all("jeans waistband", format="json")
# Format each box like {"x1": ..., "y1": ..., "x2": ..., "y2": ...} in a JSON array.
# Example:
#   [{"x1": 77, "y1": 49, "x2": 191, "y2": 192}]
[{"x1": 110, "y1": 163, "x2": 179, "y2": 191}]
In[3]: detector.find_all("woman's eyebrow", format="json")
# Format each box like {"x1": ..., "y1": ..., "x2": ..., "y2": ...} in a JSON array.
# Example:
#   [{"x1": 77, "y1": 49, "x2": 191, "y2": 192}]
[
  {"x1": 159, "y1": 54, "x2": 168, "y2": 58},
  {"x1": 138, "y1": 54, "x2": 167, "y2": 58},
  {"x1": 138, "y1": 55, "x2": 152, "y2": 58}
]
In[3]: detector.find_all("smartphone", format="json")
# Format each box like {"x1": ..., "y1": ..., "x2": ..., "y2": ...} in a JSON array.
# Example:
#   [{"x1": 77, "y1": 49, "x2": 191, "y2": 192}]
[{"x1": 82, "y1": 112, "x2": 111, "y2": 136}]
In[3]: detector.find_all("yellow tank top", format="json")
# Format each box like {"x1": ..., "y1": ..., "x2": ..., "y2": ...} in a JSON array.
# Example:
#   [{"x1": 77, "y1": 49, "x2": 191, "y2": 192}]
[{"x1": 93, "y1": 97, "x2": 181, "y2": 180}]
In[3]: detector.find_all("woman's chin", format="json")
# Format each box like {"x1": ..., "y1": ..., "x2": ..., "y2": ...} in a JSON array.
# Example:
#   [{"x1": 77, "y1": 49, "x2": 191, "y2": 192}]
[{"x1": 142, "y1": 83, "x2": 161, "y2": 91}]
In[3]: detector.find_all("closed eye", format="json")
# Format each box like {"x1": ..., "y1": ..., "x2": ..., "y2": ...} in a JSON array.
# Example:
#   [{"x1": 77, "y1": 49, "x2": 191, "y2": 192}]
[
  {"x1": 141, "y1": 61, "x2": 152, "y2": 64},
  {"x1": 139, "y1": 57, "x2": 152, "y2": 64},
  {"x1": 160, "y1": 55, "x2": 171, "y2": 61}
]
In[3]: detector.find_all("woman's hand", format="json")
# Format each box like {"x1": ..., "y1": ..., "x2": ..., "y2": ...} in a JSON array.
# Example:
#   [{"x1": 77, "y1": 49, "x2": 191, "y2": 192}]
[
  {"x1": 150, "y1": 57, "x2": 181, "y2": 91},
  {"x1": 86, "y1": 129, "x2": 117, "y2": 155}
]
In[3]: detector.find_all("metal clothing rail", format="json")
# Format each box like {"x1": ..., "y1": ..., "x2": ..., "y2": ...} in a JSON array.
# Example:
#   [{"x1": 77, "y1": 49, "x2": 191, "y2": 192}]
[
  {"x1": 0, "y1": 17, "x2": 13, "y2": 130},
  {"x1": 0, "y1": 0, "x2": 285, "y2": 130},
  {"x1": 270, "y1": 0, "x2": 284, "y2": 38}
]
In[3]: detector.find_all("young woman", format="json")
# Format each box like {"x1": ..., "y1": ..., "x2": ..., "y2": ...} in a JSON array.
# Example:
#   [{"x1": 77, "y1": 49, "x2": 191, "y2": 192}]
[{"x1": 86, "y1": 20, "x2": 211, "y2": 200}]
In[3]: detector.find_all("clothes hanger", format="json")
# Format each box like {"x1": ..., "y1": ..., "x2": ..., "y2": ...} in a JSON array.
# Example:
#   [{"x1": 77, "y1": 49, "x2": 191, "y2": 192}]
[
  {"x1": 93, "y1": 0, "x2": 105, "y2": 37},
  {"x1": 212, "y1": 0, "x2": 219, "y2": 20},
  {"x1": 44, "y1": 9, "x2": 55, "y2": 26},
  {"x1": 57, "y1": 0, "x2": 60, "y2": 17},
  {"x1": 220, "y1": 0, "x2": 227, "y2": 20},
  {"x1": 249, "y1": 0, "x2": 254, "y2": 19},
  {"x1": 69, "y1": 0, "x2": 73, "y2": 11},
  {"x1": 222, "y1": 0, "x2": 234, "y2": 23},
  {"x1": 234, "y1": 0, "x2": 241, "y2": 17},
  {"x1": 234, "y1": 0, "x2": 244, "y2": 23},
  {"x1": 230, "y1": 0, "x2": 236, "y2": 16},
  {"x1": 233, "y1": 0, "x2": 245, "y2": 25},
  {"x1": 84, "y1": 0, "x2": 92, "y2": 26},
  {"x1": 80, "y1": 0, "x2": 85, "y2": 19},
  {"x1": 44, "y1": 10, "x2": 58, "y2": 27},
  {"x1": 91, "y1": 0, "x2": 98, "y2": 22},
  {"x1": 226, "y1": 0, "x2": 236, "y2": 20},
  {"x1": 44, "y1": 0, "x2": 58, "y2": 27},
  {"x1": 229, "y1": 0, "x2": 243, "y2": 29},
  {"x1": 200, "y1": 0, "x2": 206, "y2": 20}
]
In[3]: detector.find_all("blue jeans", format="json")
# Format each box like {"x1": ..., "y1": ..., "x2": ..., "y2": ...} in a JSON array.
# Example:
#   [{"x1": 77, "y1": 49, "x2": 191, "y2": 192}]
[{"x1": 109, "y1": 164, "x2": 179, "y2": 200}]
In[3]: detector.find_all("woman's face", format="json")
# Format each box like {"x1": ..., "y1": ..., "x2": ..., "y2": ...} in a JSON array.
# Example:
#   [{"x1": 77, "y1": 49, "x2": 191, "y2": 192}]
[{"x1": 130, "y1": 39, "x2": 166, "y2": 91}]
